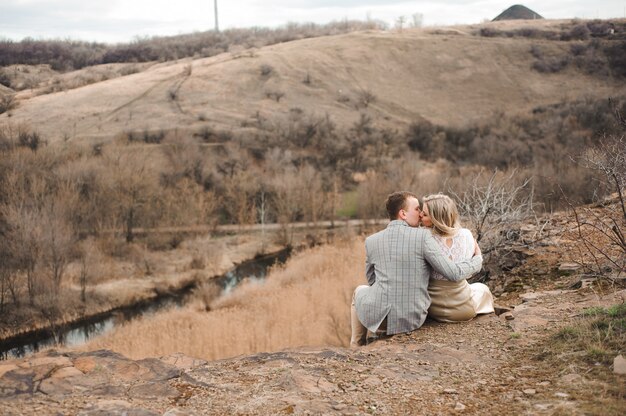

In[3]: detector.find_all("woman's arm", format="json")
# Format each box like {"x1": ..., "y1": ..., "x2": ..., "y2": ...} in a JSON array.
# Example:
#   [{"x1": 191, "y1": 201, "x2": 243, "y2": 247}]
[{"x1": 422, "y1": 230, "x2": 482, "y2": 282}]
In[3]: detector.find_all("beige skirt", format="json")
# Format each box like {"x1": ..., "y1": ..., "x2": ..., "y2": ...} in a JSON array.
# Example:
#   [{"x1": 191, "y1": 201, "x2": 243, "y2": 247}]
[{"x1": 428, "y1": 279, "x2": 477, "y2": 322}]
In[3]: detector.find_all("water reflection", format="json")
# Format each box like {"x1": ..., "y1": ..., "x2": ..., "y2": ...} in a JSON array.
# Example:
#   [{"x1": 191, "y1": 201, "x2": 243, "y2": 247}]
[{"x1": 0, "y1": 249, "x2": 290, "y2": 360}]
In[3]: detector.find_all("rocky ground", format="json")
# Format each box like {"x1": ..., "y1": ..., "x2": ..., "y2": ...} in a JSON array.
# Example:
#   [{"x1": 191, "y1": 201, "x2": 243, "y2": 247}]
[
  {"x1": 1, "y1": 283, "x2": 624, "y2": 415},
  {"x1": 2, "y1": 200, "x2": 625, "y2": 415}
]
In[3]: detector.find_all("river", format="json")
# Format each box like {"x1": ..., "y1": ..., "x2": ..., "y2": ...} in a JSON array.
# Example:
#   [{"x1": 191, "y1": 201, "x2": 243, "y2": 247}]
[{"x1": 0, "y1": 248, "x2": 291, "y2": 360}]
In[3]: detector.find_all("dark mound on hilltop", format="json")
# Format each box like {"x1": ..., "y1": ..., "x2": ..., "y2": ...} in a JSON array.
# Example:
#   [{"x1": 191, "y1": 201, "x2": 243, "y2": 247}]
[{"x1": 493, "y1": 4, "x2": 543, "y2": 21}]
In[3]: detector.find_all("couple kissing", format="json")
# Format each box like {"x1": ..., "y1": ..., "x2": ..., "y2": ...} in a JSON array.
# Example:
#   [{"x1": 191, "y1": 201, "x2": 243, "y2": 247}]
[{"x1": 350, "y1": 191, "x2": 495, "y2": 347}]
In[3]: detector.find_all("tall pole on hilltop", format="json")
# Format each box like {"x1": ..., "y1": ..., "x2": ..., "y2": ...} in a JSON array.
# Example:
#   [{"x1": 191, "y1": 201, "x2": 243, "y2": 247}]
[{"x1": 214, "y1": 0, "x2": 219, "y2": 32}]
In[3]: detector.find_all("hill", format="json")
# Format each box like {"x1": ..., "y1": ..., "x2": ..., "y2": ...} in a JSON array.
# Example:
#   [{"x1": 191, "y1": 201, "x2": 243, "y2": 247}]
[
  {"x1": 1, "y1": 19, "x2": 625, "y2": 144},
  {"x1": 493, "y1": 4, "x2": 544, "y2": 21}
]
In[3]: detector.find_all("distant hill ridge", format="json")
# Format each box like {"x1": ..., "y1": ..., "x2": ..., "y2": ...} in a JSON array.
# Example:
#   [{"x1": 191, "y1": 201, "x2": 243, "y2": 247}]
[
  {"x1": 493, "y1": 4, "x2": 544, "y2": 21},
  {"x1": 1, "y1": 20, "x2": 625, "y2": 143}
]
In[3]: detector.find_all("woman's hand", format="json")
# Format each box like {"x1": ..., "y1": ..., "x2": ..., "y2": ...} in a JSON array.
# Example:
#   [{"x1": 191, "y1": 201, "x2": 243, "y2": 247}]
[{"x1": 473, "y1": 240, "x2": 482, "y2": 257}]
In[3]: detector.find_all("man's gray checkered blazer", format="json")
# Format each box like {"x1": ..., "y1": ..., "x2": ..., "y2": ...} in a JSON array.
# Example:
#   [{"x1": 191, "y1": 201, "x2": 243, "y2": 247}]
[{"x1": 354, "y1": 220, "x2": 483, "y2": 335}]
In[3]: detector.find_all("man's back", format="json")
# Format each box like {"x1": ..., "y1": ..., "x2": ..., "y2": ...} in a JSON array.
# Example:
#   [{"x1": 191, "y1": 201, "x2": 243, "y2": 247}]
[
  {"x1": 356, "y1": 220, "x2": 431, "y2": 334},
  {"x1": 355, "y1": 220, "x2": 482, "y2": 335}
]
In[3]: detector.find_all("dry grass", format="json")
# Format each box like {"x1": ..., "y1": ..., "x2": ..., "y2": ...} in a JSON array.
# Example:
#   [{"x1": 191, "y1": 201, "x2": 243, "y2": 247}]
[
  {"x1": 4, "y1": 24, "x2": 625, "y2": 144},
  {"x1": 83, "y1": 238, "x2": 366, "y2": 360},
  {"x1": 532, "y1": 303, "x2": 626, "y2": 415}
]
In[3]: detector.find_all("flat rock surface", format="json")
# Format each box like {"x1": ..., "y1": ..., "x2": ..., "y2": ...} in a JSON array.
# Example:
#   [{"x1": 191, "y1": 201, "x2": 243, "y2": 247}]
[{"x1": 1, "y1": 288, "x2": 625, "y2": 415}]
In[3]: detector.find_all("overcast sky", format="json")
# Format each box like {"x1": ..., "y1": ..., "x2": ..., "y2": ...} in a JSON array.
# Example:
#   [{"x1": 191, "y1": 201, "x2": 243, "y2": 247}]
[{"x1": 1, "y1": 0, "x2": 625, "y2": 44}]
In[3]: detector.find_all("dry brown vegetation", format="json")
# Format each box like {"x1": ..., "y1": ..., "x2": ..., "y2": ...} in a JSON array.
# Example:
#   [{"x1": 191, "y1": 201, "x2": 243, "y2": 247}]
[
  {"x1": 4, "y1": 21, "x2": 625, "y2": 144},
  {"x1": 84, "y1": 237, "x2": 363, "y2": 360},
  {"x1": 0, "y1": 20, "x2": 383, "y2": 73},
  {"x1": 1, "y1": 18, "x2": 625, "y2": 348}
]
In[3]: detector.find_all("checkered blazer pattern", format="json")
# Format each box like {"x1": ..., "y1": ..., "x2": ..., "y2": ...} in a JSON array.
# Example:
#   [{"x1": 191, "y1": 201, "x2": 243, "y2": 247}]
[{"x1": 354, "y1": 220, "x2": 483, "y2": 335}]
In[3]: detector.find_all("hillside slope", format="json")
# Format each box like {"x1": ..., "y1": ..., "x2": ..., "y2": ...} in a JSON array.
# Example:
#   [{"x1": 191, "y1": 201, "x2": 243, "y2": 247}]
[{"x1": 2, "y1": 22, "x2": 624, "y2": 144}]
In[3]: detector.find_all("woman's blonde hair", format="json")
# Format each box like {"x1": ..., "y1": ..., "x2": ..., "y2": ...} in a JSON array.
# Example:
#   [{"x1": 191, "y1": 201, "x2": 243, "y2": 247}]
[{"x1": 422, "y1": 194, "x2": 461, "y2": 237}]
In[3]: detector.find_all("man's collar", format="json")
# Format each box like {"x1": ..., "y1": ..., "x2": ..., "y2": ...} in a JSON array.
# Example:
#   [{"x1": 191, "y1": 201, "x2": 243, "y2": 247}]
[{"x1": 388, "y1": 219, "x2": 409, "y2": 228}]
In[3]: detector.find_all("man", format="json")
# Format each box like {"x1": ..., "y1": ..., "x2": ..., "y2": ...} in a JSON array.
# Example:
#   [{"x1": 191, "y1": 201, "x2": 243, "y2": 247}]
[{"x1": 350, "y1": 191, "x2": 483, "y2": 347}]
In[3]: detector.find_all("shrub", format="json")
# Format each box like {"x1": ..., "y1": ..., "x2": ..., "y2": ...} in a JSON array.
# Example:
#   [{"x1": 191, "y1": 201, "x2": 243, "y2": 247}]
[
  {"x1": 357, "y1": 90, "x2": 376, "y2": 109},
  {"x1": 0, "y1": 94, "x2": 17, "y2": 115},
  {"x1": 586, "y1": 20, "x2": 612, "y2": 36},
  {"x1": 547, "y1": 303, "x2": 626, "y2": 366},
  {"x1": 125, "y1": 129, "x2": 166, "y2": 144},
  {"x1": 265, "y1": 90, "x2": 285, "y2": 102},
  {"x1": 0, "y1": 70, "x2": 11, "y2": 88},
  {"x1": 529, "y1": 44, "x2": 543, "y2": 59},
  {"x1": 605, "y1": 41, "x2": 626, "y2": 78},
  {"x1": 569, "y1": 24, "x2": 591, "y2": 40},
  {"x1": 479, "y1": 27, "x2": 499, "y2": 37},
  {"x1": 570, "y1": 43, "x2": 587, "y2": 56},
  {"x1": 17, "y1": 129, "x2": 44, "y2": 150},
  {"x1": 260, "y1": 64, "x2": 273, "y2": 77},
  {"x1": 532, "y1": 57, "x2": 569, "y2": 73},
  {"x1": 0, "y1": 20, "x2": 385, "y2": 69}
]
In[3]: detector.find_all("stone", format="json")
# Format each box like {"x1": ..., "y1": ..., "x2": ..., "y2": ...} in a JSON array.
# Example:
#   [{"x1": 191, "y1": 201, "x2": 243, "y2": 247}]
[
  {"x1": 128, "y1": 382, "x2": 180, "y2": 399},
  {"x1": 160, "y1": 353, "x2": 207, "y2": 371},
  {"x1": 362, "y1": 376, "x2": 382, "y2": 388},
  {"x1": 0, "y1": 364, "x2": 19, "y2": 378},
  {"x1": 523, "y1": 389, "x2": 536, "y2": 395},
  {"x1": 509, "y1": 304, "x2": 550, "y2": 331},
  {"x1": 74, "y1": 356, "x2": 98, "y2": 373},
  {"x1": 21, "y1": 356, "x2": 72, "y2": 369},
  {"x1": 613, "y1": 355, "x2": 626, "y2": 375},
  {"x1": 558, "y1": 262, "x2": 581, "y2": 275},
  {"x1": 38, "y1": 377, "x2": 74, "y2": 396},
  {"x1": 534, "y1": 404, "x2": 552, "y2": 411},
  {"x1": 0, "y1": 368, "x2": 34, "y2": 397},
  {"x1": 502, "y1": 312, "x2": 515, "y2": 321},
  {"x1": 51, "y1": 366, "x2": 84, "y2": 379},
  {"x1": 580, "y1": 278, "x2": 596, "y2": 289},
  {"x1": 135, "y1": 358, "x2": 181, "y2": 381},
  {"x1": 163, "y1": 409, "x2": 198, "y2": 416},
  {"x1": 520, "y1": 292, "x2": 541, "y2": 302},
  {"x1": 559, "y1": 373, "x2": 582, "y2": 384},
  {"x1": 284, "y1": 371, "x2": 337, "y2": 394},
  {"x1": 77, "y1": 399, "x2": 159, "y2": 416},
  {"x1": 554, "y1": 392, "x2": 569, "y2": 399},
  {"x1": 443, "y1": 388, "x2": 458, "y2": 394},
  {"x1": 317, "y1": 377, "x2": 338, "y2": 392},
  {"x1": 493, "y1": 305, "x2": 512, "y2": 316},
  {"x1": 113, "y1": 361, "x2": 142, "y2": 381},
  {"x1": 90, "y1": 384, "x2": 128, "y2": 397},
  {"x1": 454, "y1": 402, "x2": 466, "y2": 411}
]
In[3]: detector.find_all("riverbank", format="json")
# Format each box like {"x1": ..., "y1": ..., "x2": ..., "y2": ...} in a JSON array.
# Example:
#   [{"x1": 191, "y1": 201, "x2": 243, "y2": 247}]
[
  {"x1": 0, "y1": 222, "x2": 382, "y2": 357},
  {"x1": 0, "y1": 233, "x2": 288, "y2": 345}
]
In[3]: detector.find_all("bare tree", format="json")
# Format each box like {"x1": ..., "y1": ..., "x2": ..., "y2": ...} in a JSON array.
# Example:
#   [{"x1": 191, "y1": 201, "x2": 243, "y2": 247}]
[
  {"x1": 1, "y1": 175, "x2": 45, "y2": 305},
  {"x1": 450, "y1": 170, "x2": 534, "y2": 248},
  {"x1": 40, "y1": 191, "x2": 76, "y2": 294},
  {"x1": 103, "y1": 146, "x2": 159, "y2": 242},
  {"x1": 447, "y1": 170, "x2": 537, "y2": 283},
  {"x1": 78, "y1": 238, "x2": 104, "y2": 303},
  {"x1": 395, "y1": 16, "x2": 406, "y2": 32},
  {"x1": 566, "y1": 106, "x2": 626, "y2": 277},
  {"x1": 411, "y1": 13, "x2": 424, "y2": 28}
]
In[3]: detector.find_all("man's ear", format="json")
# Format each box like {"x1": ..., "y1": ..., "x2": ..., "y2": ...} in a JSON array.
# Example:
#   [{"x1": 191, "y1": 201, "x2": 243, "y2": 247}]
[{"x1": 398, "y1": 209, "x2": 406, "y2": 220}]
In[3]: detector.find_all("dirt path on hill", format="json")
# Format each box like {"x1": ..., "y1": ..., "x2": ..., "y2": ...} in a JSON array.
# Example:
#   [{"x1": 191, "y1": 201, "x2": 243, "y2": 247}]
[{"x1": 1, "y1": 285, "x2": 624, "y2": 415}]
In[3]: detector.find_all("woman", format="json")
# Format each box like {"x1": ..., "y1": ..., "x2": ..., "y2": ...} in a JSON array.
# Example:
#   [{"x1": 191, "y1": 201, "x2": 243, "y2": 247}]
[{"x1": 421, "y1": 194, "x2": 494, "y2": 322}]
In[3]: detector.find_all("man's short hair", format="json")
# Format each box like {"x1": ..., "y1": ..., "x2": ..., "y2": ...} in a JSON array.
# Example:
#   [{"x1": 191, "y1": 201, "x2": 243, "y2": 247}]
[{"x1": 385, "y1": 191, "x2": 418, "y2": 220}]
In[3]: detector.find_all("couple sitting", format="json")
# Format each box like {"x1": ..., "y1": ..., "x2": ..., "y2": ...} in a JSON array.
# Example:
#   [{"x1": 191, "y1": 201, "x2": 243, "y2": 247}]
[{"x1": 350, "y1": 191, "x2": 494, "y2": 347}]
